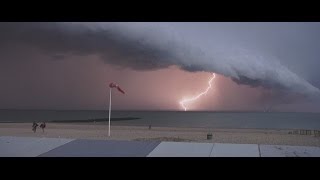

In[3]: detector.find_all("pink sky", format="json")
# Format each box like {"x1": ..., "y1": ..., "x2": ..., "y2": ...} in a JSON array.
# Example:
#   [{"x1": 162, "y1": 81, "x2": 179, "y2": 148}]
[{"x1": 0, "y1": 54, "x2": 276, "y2": 111}]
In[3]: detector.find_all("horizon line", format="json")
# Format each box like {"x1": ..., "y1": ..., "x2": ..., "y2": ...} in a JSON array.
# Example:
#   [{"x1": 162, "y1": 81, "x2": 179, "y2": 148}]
[{"x1": 0, "y1": 108, "x2": 319, "y2": 113}]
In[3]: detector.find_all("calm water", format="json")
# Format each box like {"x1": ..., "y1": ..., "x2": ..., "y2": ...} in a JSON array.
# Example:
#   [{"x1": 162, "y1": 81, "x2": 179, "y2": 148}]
[{"x1": 1, "y1": 109, "x2": 320, "y2": 130}]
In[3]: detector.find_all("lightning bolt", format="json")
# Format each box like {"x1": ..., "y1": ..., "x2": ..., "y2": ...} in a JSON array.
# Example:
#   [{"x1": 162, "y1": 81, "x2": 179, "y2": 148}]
[{"x1": 179, "y1": 73, "x2": 216, "y2": 111}]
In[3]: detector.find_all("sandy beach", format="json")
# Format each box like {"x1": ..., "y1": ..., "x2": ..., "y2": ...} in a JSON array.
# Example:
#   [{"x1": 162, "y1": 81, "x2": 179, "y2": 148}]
[{"x1": 1, "y1": 123, "x2": 320, "y2": 147}]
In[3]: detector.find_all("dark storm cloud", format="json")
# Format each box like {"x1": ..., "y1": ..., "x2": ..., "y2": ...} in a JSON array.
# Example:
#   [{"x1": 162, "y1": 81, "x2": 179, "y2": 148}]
[
  {"x1": 0, "y1": 22, "x2": 175, "y2": 70},
  {"x1": 0, "y1": 22, "x2": 319, "y2": 99},
  {"x1": 232, "y1": 76, "x2": 263, "y2": 88}
]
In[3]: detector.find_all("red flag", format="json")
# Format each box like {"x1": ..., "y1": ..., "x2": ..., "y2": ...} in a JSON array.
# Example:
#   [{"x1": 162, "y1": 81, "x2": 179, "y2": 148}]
[
  {"x1": 109, "y1": 82, "x2": 125, "y2": 94},
  {"x1": 116, "y1": 86, "x2": 125, "y2": 94}
]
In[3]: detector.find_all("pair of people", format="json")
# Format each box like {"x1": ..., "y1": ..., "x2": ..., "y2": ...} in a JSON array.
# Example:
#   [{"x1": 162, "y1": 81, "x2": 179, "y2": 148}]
[{"x1": 32, "y1": 122, "x2": 46, "y2": 133}]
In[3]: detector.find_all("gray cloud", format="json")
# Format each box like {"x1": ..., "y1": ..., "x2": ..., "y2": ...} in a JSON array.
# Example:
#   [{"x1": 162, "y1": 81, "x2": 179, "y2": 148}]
[{"x1": 0, "y1": 22, "x2": 319, "y2": 101}]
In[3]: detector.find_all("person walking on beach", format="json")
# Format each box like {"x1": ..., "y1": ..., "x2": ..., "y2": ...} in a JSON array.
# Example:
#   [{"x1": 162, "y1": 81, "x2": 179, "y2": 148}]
[
  {"x1": 40, "y1": 122, "x2": 46, "y2": 133},
  {"x1": 32, "y1": 122, "x2": 38, "y2": 133}
]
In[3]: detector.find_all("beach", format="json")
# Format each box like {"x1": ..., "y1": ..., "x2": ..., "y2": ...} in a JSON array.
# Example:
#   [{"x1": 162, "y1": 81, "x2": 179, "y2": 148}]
[{"x1": 1, "y1": 123, "x2": 320, "y2": 147}]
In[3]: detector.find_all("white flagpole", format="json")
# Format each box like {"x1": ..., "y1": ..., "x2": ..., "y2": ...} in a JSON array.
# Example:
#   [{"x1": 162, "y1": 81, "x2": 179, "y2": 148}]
[{"x1": 108, "y1": 88, "x2": 112, "y2": 137}]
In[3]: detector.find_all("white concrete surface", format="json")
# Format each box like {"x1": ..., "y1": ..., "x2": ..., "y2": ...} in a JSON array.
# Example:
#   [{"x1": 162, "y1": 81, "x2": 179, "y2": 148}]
[
  {"x1": 260, "y1": 145, "x2": 320, "y2": 157},
  {"x1": 147, "y1": 141, "x2": 214, "y2": 157},
  {"x1": 210, "y1": 143, "x2": 260, "y2": 157},
  {"x1": 0, "y1": 136, "x2": 74, "y2": 157},
  {"x1": 2, "y1": 136, "x2": 320, "y2": 157}
]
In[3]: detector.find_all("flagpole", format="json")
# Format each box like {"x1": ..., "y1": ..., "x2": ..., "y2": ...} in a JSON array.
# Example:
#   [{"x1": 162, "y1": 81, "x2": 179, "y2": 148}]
[{"x1": 108, "y1": 87, "x2": 112, "y2": 137}]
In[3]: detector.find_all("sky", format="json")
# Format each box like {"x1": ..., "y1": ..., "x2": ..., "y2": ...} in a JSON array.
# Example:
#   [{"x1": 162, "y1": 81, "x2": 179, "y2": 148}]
[{"x1": 0, "y1": 22, "x2": 320, "y2": 112}]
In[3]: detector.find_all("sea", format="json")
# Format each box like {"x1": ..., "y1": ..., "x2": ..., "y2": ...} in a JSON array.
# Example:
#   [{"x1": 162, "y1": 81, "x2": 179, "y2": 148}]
[{"x1": 1, "y1": 109, "x2": 320, "y2": 130}]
